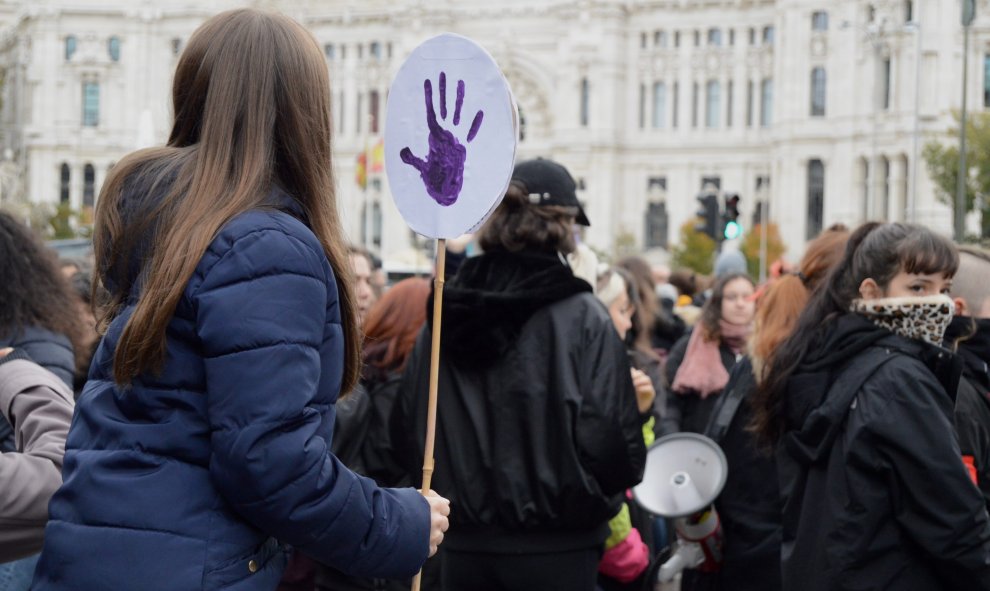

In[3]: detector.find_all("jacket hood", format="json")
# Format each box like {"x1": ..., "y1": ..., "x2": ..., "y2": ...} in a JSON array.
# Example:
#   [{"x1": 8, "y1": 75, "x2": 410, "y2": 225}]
[
  {"x1": 431, "y1": 251, "x2": 592, "y2": 367},
  {"x1": 782, "y1": 314, "x2": 904, "y2": 464},
  {"x1": 784, "y1": 313, "x2": 963, "y2": 464}
]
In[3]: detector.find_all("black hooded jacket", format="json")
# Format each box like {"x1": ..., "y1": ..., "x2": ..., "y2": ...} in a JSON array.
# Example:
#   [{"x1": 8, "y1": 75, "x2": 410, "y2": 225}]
[
  {"x1": 950, "y1": 317, "x2": 990, "y2": 509},
  {"x1": 392, "y1": 251, "x2": 647, "y2": 553},
  {"x1": 777, "y1": 313, "x2": 990, "y2": 591}
]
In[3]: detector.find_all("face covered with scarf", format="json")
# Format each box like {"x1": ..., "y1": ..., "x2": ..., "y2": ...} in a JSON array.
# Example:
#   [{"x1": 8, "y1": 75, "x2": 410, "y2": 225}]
[{"x1": 853, "y1": 269, "x2": 955, "y2": 346}]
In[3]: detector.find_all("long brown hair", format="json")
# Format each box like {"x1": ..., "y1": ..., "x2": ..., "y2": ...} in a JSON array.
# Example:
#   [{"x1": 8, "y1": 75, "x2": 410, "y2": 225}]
[
  {"x1": 362, "y1": 278, "x2": 431, "y2": 377},
  {"x1": 750, "y1": 222, "x2": 959, "y2": 447},
  {"x1": 750, "y1": 225, "x2": 850, "y2": 378},
  {"x1": 95, "y1": 9, "x2": 360, "y2": 391},
  {"x1": 615, "y1": 256, "x2": 660, "y2": 354},
  {"x1": 697, "y1": 272, "x2": 755, "y2": 342}
]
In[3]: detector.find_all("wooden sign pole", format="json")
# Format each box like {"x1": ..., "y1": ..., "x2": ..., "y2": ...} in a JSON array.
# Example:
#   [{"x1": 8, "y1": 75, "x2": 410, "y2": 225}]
[{"x1": 412, "y1": 237, "x2": 447, "y2": 591}]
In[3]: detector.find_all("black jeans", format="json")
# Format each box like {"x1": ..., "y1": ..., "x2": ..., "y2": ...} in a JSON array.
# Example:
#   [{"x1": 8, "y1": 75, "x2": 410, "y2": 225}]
[{"x1": 441, "y1": 547, "x2": 601, "y2": 591}]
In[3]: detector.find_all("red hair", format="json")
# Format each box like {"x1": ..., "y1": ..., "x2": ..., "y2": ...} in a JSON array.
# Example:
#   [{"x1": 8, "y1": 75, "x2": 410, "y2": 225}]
[
  {"x1": 362, "y1": 277, "x2": 431, "y2": 376},
  {"x1": 752, "y1": 225, "x2": 850, "y2": 375}
]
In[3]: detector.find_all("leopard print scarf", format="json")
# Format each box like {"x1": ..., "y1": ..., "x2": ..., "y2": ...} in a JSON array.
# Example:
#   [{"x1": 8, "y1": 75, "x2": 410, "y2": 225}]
[{"x1": 850, "y1": 294, "x2": 955, "y2": 346}]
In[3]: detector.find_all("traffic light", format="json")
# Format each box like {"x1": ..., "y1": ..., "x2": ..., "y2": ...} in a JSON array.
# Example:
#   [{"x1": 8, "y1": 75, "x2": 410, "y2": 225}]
[
  {"x1": 695, "y1": 193, "x2": 720, "y2": 240},
  {"x1": 723, "y1": 194, "x2": 742, "y2": 240}
]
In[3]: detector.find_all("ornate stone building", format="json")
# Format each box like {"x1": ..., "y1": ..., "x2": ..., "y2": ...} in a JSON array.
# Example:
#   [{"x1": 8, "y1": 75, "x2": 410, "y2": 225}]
[{"x1": 0, "y1": 0, "x2": 981, "y2": 261}]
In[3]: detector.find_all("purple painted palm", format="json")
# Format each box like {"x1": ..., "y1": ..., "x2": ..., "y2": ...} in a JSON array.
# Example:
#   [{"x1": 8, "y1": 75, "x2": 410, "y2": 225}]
[{"x1": 400, "y1": 72, "x2": 485, "y2": 206}]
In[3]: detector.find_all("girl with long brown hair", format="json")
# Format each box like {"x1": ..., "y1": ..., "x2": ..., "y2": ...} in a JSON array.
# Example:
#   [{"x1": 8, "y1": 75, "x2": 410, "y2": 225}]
[{"x1": 32, "y1": 10, "x2": 447, "y2": 591}]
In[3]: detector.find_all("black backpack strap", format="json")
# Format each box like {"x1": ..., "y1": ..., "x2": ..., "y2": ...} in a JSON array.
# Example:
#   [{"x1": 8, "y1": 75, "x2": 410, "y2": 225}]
[
  {"x1": 706, "y1": 359, "x2": 754, "y2": 444},
  {"x1": 825, "y1": 346, "x2": 898, "y2": 418}
]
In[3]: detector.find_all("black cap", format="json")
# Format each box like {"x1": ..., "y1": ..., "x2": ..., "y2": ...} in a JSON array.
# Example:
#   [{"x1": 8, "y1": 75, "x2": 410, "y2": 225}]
[{"x1": 511, "y1": 158, "x2": 590, "y2": 226}]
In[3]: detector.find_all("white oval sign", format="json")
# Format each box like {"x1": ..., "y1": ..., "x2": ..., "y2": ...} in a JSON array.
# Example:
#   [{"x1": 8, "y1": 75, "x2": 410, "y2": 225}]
[{"x1": 384, "y1": 34, "x2": 518, "y2": 239}]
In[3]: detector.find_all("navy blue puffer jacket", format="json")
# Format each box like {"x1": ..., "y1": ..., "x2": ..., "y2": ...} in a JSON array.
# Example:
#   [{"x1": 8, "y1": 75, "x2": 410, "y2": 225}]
[{"x1": 32, "y1": 194, "x2": 430, "y2": 590}]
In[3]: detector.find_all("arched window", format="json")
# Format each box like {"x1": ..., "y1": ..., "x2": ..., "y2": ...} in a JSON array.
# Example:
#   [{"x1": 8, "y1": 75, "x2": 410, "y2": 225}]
[
  {"x1": 361, "y1": 201, "x2": 382, "y2": 248},
  {"x1": 108, "y1": 36, "x2": 121, "y2": 62},
  {"x1": 83, "y1": 164, "x2": 95, "y2": 207},
  {"x1": 65, "y1": 36, "x2": 77, "y2": 61},
  {"x1": 760, "y1": 78, "x2": 773, "y2": 127},
  {"x1": 652, "y1": 82, "x2": 666, "y2": 129},
  {"x1": 369, "y1": 90, "x2": 380, "y2": 134},
  {"x1": 518, "y1": 105, "x2": 527, "y2": 141},
  {"x1": 705, "y1": 80, "x2": 721, "y2": 128},
  {"x1": 82, "y1": 81, "x2": 100, "y2": 127},
  {"x1": 807, "y1": 159, "x2": 825, "y2": 239},
  {"x1": 638, "y1": 84, "x2": 646, "y2": 129},
  {"x1": 811, "y1": 67, "x2": 827, "y2": 116},
  {"x1": 645, "y1": 201, "x2": 668, "y2": 248},
  {"x1": 812, "y1": 11, "x2": 829, "y2": 31},
  {"x1": 858, "y1": 157, "x2": 870, "y2": 220},
  {"x1": 763, "y1": 26, "x2": 775, "y2": 46},
  {"x1": 580, "y1": 78, "x2": 590, "y2": 127},
  {"x1": 880, "y1": 156, "x2": 891, "y2": 220},
  {"x1": 59, "y1": 163, "x2": 70, "y2": 204}
]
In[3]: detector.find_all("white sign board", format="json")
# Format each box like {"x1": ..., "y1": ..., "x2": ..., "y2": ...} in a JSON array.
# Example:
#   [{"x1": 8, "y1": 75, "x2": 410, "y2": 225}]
[{"x1": 384, "y1": 34, "x2": 519, "y2": 239}]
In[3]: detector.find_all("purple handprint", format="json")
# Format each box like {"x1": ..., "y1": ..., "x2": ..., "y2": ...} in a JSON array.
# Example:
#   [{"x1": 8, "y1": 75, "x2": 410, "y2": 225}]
[{"x1": 400, "y1": 72, "x2": 484, "y2": 207}]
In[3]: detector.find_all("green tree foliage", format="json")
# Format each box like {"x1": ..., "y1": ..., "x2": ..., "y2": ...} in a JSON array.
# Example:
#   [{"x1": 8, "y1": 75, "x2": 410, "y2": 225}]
[
  {"x1": 48, "y1": 202, "x2": 78, "y2": 239},
  {"x1": 671, "y1": 221, "x2": 716, "y2": 275},
  {"x1": 741, "y1": 223, "x2": 787, "y2": 280},
  {"x1": 923, "y1": 111, "x2": 990, "y2": 238}
]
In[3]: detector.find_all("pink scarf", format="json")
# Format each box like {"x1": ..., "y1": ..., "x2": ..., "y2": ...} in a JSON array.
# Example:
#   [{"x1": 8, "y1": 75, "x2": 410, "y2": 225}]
[{"x1": 671, "y1": 320, "x2": 752, "y2": 399}]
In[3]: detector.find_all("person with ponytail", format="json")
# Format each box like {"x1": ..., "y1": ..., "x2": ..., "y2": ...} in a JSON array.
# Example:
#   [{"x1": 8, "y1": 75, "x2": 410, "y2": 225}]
[
  {"x1": 751, "y1": 222, "x2": 990, "y2": 591},
  {"x1": 663, "y1": 272, "x2": 755, "y2": 434},
  {"x1": 679, "y1": 225, "x2": 849, "y2": 591},
  {"x1": 32, "y1": 10, "x2": 448, "y2": 590}
]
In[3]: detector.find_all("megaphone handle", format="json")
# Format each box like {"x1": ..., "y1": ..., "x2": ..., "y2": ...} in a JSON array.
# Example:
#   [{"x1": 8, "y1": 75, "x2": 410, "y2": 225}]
[{"x1": 657, "y1": 541, "x2": 704, "y2": 583}]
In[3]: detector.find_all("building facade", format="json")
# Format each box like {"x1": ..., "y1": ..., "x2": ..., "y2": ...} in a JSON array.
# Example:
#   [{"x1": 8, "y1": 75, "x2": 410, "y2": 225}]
[{"x1": 0, "y1": 0, "x2": 982, "y2": 262}]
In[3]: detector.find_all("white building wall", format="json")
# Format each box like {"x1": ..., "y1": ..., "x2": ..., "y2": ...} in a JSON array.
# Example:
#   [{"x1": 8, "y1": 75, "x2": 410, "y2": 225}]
[{"x1": 0, "y1": 0, "x2": 980, "y2": 262}]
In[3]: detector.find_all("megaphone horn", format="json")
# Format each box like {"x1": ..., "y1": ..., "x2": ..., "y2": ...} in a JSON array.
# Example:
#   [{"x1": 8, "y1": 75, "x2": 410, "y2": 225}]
[{"x1": 632, "y1": 433, "x2": 729, "y2": 584}]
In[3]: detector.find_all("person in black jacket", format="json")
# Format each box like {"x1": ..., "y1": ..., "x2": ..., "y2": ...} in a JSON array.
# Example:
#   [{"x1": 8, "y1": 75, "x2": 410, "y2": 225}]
[
  {"x1": 393, "y1": 158, "x2": 646, "y2": 591},
  {"x1": 751, "y1": 222, "x2": 990, "y2": 591},
  {"x1": 663, "y1": 272, "x2": 755, "y2": 435},
  {"x1": 948, "y1": 246, "x2": 990, "y2": 508},
  {"x1": 688, "y1": 225, "x2": 849, "y2": 591}
]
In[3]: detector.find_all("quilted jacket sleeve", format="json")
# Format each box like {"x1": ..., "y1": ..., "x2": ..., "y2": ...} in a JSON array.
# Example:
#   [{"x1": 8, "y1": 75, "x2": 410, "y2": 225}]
[
  {"x1": 0, "y1": 359, "x2": 73, "y2": 561},
  {"x1": 192, "y1": 219, "x2": 430, "y2": 578}
]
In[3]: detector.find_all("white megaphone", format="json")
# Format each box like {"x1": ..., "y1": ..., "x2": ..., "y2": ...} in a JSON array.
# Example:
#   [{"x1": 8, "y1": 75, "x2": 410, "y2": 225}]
[{"x1": 632, "y1": 432, "x2": 728, "y2": 584}]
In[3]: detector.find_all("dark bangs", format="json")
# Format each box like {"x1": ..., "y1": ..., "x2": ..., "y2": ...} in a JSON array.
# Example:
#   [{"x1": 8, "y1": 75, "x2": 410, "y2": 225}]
[{"x1": 897, "y1": 229, "x2": 959, "y2": 278}]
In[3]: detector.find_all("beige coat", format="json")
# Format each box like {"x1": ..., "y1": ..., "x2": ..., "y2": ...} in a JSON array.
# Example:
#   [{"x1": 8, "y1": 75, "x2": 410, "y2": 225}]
[{"x1": 0, "y1": 359, "x2": 73, "y2": 562}]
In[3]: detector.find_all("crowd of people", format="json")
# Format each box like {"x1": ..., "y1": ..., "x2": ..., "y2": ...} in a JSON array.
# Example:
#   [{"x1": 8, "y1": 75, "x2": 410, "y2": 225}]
[{"x1": 2, "y1": 7, "x2": 990, "y2": 591}]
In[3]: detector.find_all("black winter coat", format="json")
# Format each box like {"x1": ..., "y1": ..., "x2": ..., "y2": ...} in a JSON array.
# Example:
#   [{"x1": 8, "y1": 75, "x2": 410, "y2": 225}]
[
  {"x1": 680, "y1": 357, "x2": 781, "y2": 591},
  {"x1": 778, "y1": 313, "x2": 990, "y2": 591},
  {"x1": 392, "y1": 251, "x2": 646, "y2": 554},
  {"x1": 951, "y1": 317, "x2": 990, "y2": 509},
  {"x1": 662, "y1": 331, "x2": 738, "y2": 435}
]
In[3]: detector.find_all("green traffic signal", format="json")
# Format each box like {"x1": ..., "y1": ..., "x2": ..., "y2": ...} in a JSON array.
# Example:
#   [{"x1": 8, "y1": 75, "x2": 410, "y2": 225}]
[{"x1": 723, "y1": 220, "x2": 742, "y2": 240}]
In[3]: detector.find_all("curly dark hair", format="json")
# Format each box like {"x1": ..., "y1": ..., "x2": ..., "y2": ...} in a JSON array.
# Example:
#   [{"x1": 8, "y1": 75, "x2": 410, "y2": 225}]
[{"x1": 0, "y1": 211, "x2": 87, "y2": 371}]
